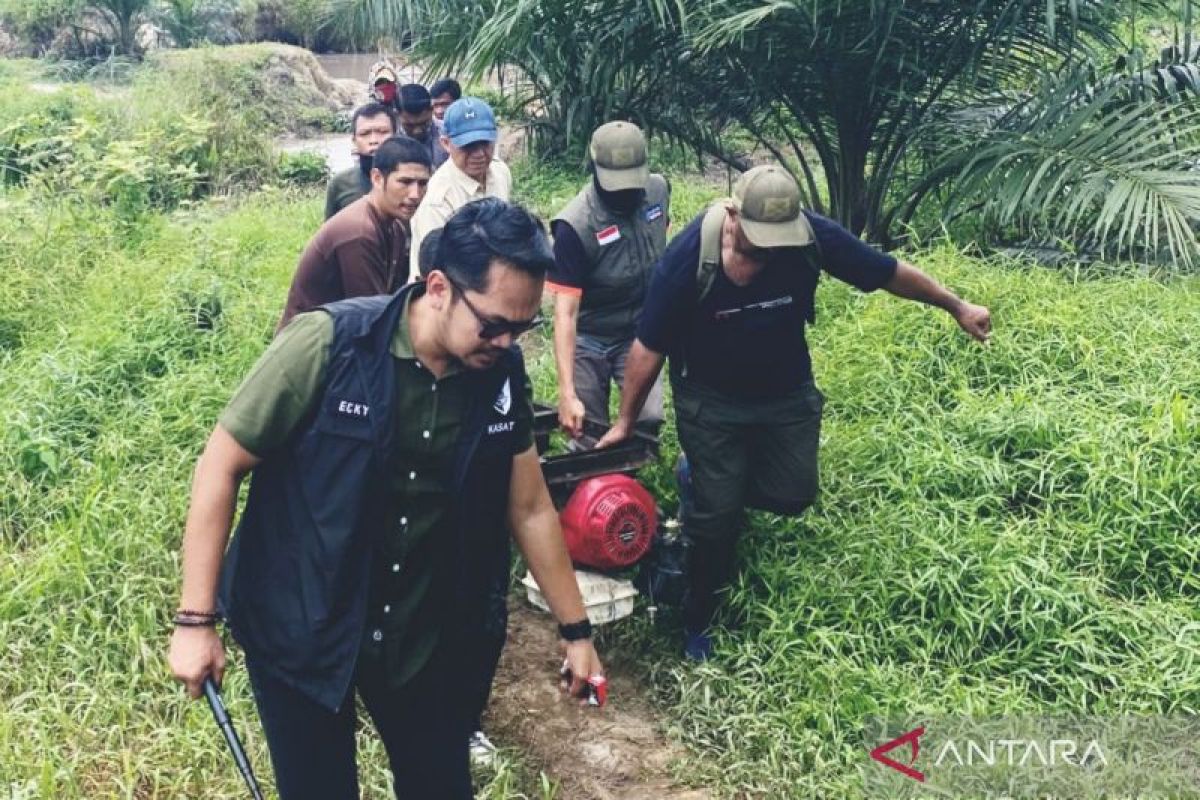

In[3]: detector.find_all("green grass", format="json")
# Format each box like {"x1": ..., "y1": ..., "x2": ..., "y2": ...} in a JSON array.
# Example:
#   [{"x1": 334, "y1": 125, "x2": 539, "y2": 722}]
[
  {"x1": 3, "y1": 63, "x2": 1200, "y2": 797},
  {"x1": 618, "y1": 250, "x2": 1200, "y2": 797}
]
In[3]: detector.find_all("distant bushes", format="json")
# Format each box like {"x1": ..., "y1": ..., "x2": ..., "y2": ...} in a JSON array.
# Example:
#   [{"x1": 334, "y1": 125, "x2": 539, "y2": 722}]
[{"x1": 0, "y1": 45, "x2": 343, "y2": 215}]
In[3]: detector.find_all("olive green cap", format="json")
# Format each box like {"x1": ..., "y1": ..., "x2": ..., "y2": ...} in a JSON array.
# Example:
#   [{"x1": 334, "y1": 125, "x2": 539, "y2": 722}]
[
  {"x1": 731, "y1": 165, "x2": 812, "y2": 248},
  {"x1": 589, "y1": 121, "x2": 649, "y2": 192}
]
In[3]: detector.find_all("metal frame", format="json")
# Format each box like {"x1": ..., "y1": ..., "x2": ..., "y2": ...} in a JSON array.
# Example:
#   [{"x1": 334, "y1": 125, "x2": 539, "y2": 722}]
[{"x1": 532, "y1": 403, "x2": 659, "y2": 505}]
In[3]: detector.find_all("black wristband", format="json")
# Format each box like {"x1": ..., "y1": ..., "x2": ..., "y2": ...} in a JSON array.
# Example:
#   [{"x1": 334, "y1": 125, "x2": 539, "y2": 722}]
[{"x1": 558, "y1": 619, "x2": 593, "y2": 642}]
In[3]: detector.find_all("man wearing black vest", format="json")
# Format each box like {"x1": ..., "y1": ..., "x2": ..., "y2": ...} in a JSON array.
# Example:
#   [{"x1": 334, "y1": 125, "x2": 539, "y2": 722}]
[
  {"x1": 548, "y1": 121, "x2": 669, "y2": 439},
  {"x1": 168, "y1": 199, "x2": 603, "y2": 798},
  {"x1": 598, "y1": 166, "x2": 991, "y2": 661}
]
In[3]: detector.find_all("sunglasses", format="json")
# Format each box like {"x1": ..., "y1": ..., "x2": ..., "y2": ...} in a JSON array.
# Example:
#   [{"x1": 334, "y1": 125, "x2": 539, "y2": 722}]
[{"x1": 444, "y1": 274, "x2": 544, "y2": 340}]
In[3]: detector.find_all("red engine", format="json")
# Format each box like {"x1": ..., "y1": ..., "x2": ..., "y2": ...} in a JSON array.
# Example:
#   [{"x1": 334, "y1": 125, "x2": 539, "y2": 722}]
[{"x1": 560, "y1": 474, "x2": 657, "y2": 570}]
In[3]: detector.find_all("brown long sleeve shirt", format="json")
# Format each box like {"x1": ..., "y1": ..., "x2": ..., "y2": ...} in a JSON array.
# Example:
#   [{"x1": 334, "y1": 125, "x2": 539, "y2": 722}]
[{"x1": 278, "y1": 196, "x2": 409, "y2": 332}]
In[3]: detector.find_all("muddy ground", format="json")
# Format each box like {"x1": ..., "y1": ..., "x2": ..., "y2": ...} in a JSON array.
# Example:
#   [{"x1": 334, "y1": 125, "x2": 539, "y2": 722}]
[{"x1": 486, "y1": 605, "x2": 711, "y2": 800}]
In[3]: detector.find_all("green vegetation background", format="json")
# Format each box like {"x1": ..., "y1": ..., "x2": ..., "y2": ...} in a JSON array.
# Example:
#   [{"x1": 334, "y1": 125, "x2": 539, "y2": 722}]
[{"x1": 2, "y1": 49, "x2": 1199, "y2": 799}]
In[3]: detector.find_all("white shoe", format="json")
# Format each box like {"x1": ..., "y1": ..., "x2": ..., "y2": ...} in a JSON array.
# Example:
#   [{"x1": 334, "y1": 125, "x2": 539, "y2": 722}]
[{"x1": 469, "y1": 730, "x2": 498, "y2": 767}]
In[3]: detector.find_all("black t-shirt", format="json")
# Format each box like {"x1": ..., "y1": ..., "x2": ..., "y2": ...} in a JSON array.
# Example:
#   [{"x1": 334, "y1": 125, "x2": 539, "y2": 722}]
[
  {"x1": 547, "y1": 220, "x2": 590, "y2": 291},
  {"x1": 637, "y1": 210, "x2": 898, "y2": 399}
]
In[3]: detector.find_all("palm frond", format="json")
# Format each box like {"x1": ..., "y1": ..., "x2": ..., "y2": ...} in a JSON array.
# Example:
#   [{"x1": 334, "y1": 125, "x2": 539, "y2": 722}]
[{"x1": 943, "y1": 79, "x2": 1200, "y2": 267}]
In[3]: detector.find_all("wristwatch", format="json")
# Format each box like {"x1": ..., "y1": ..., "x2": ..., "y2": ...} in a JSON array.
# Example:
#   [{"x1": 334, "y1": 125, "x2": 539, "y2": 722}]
[{"x1": 558, "y1": 618, "x2": 593, "y2": 642}]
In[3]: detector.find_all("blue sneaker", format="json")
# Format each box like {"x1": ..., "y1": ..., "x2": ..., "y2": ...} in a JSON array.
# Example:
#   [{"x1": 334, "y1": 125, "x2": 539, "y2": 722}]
[{"x1": 683, "y1": 628, "x2": 713, "y2": 662}]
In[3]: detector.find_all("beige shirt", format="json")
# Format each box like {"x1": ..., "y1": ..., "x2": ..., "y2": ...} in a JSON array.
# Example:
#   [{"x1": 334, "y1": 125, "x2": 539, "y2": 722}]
[{"x1": 408, "y1": 157, "x2": 513, "y2": 281}]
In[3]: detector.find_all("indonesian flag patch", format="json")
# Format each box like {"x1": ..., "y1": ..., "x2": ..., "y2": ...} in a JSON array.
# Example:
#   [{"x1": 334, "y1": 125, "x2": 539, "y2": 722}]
[{"x1": 595, "y1": 225, "x2": 621, "y2": 246}]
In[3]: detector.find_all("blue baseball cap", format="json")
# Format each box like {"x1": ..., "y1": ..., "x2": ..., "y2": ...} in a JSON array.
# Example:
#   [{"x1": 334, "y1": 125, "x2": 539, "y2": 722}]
[{"x1": 443, "y1": 97, "x2": 498, "y2": 147}]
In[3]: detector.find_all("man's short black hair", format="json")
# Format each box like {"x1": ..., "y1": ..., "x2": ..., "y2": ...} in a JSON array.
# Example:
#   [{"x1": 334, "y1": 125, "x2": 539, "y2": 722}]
[
  {"x1": 371, "y1": 136, "x2": 432, "y2": 177},
  {"x1": 351, "y1": 102, "x2": 397, "y2": 134},
  {"x1": 429, "y1": 78, "x2": 462, "y2": 101},
  {"x1": 435, "y1": 198, "x2": 552, "y2": 292},
  {"x1": 419, "y1": 228, "x2": 443, "y2": 278},
  {"x1": 398, "y1": 83, "x2": 432, "y2": 114}
]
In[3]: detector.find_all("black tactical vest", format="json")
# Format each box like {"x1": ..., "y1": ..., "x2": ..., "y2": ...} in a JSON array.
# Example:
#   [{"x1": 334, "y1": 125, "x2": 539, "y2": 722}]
[{"x1": 218, "y1": 284, "x2": 523, "y2": 711}]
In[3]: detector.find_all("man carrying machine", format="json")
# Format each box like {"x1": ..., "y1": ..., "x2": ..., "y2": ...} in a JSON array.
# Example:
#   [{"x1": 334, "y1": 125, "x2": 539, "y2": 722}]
[
  {"x1": 598, "y1": 165, "x2": 992, "y2": 661},
  {"x1": 548, "y1": 121, "x2": 670, "y2": 440}
]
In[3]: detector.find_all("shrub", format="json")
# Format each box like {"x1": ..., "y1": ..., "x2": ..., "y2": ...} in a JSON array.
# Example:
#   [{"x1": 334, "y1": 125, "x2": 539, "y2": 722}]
[{"x1": 277, "y1": 150, "x2": 327, "y2": 186}]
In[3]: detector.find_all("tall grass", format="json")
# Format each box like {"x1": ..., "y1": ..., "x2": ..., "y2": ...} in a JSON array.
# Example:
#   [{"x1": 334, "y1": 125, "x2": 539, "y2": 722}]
[
  {"x1": 623, "y1": 250, "x2": 1200, "y2": 797},
  {"x1": 0, "y1": 45, "x2": 347, "y2": 215},
  {"x1": 511, "y1": 162, "x2": 1200, "y2": 793}
]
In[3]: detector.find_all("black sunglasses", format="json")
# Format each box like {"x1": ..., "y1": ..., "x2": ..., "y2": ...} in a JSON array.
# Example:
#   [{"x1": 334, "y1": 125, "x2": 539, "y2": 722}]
[{"x1": 444, "y1": 274, "x2": 544, "y2": 340}]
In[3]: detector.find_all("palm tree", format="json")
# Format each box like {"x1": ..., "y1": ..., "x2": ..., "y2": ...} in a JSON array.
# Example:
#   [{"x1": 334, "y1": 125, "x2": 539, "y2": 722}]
[
  {"x1": 91, "y1": 0, "x2": 153, "y2": 54},
  {"x1": 913, "y1": 57, "x2": 1200, "y2": 267},
  {"x1": 686, "y1": 0, "x2": 1152, "y2": 242},
  {"x1": 326, "y1": 0, "x2": 719, "y2": 157},
  {"x1": 155, "y1": 0, "x2": 239, "y2": 48},
  {"x1": 328, "y1": 0, "x2": 1200, "y2": 264}
]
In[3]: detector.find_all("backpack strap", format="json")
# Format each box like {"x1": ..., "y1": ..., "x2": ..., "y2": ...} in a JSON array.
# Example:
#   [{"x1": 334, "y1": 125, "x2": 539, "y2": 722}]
[
  {"x1": 677, "y1": 203, "x2": 729, "y2": 379},
  {"x1": 696, "y1": 202, "x2": 727, "y2": 303}
]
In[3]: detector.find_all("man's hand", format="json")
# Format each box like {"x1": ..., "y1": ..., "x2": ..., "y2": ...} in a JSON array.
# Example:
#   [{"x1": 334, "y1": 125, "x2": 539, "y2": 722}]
[
  {"x1": 953, "y1": 302, "x2": 992, "y2": 343},
  {"x1": 559, "y1": 639, "x2": 604, "y2": 704},
  {"x1": 558, "y1": 394, "x2": 586, "y2": 439},
  {"x1": 168, "y1": 626, "x2": 226, "y2": 699},
  {"x1": 594, "y1": 417, "x2": 633, "y2": 449}
]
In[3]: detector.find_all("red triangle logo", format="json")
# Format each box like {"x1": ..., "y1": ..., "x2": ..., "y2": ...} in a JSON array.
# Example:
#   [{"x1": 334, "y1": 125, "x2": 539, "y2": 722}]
[{"x1": 869, "y1": 726, "x2": 926, "y2": 782}]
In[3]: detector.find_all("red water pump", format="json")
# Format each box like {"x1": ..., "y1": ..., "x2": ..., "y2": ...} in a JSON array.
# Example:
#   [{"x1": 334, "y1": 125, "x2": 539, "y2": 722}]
[{"x1": 560, "y1": 474, "x2": 657, "y2": 570}]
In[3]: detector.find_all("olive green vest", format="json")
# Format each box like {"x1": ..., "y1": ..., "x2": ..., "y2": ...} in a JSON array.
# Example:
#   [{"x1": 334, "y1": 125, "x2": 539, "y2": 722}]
[{"x1": 553, "y1": 174, "x2": 670, "y2": 344}]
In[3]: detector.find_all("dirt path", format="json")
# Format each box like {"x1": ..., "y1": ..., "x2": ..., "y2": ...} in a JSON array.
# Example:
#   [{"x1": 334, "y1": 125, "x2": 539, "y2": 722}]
[{"x1": 486, "y1": 604, "x2": 712, "y2": 800}]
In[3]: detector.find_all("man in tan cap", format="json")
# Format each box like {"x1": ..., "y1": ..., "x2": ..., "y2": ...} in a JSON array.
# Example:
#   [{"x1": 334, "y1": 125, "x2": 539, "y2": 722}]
[
  {"x1": 597, "y1": 165, "x2": 991, "y2": 660},
  {"x1": 548, "y1": 121, "x2": 670, "y2": 440}
]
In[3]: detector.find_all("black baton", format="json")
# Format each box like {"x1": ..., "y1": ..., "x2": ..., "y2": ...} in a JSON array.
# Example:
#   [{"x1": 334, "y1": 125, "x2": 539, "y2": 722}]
[{"x1": 202, "y1": 677, "x2": 265, "y2": 800}]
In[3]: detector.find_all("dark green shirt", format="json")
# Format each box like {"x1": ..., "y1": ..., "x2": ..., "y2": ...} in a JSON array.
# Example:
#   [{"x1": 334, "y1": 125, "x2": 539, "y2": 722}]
[
  {"x1": 324, "y1": 166, "x2": 372, "y2": 220},
  {"x1": 220, "y1": 289, "x2": 535, "y2": 686}
]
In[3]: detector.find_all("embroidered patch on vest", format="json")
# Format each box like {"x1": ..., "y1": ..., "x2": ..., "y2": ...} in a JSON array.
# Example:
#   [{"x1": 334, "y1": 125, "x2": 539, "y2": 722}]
[
  {"x1": 335, "y1": 399, "x2": 370, "y2": 418},
  {"x1": 644, "y1": 204, "x2": 663, "y2": 222},
  {"x1": 595, "y1": 225, "x2": 621, "y2": 246},
  {"x1": 493, "y1": 378, "x2": 512, "y2": 415}
]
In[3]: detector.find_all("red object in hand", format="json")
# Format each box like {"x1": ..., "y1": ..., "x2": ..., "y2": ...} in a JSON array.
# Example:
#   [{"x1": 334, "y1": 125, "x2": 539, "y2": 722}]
[
  {"x1": 560, "y1": 660, "x2": 609, "y2": 707},
  {"x1": 560, "y1": 475, "x2": 657, "y2": 570},
  {"x1": 586, "y1": 674, "x2": 608, "y2": 707}
]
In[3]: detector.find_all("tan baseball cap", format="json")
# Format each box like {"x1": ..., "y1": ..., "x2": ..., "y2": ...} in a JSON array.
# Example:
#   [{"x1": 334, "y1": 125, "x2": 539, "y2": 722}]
[
  {"x1": 731, "y1": 165, "x2": 812, "y2": 248},
  {"x1": 590, "y1": 121, "x2": 649, "y2": 191}
]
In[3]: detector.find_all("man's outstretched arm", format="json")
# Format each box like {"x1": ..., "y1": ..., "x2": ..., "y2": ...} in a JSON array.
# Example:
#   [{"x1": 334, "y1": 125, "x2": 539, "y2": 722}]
[
  {"x1": 507, "y1": 445, "x2": 604, "y2": 697},
  {"x1": 168, "y1": 425, "x2": 261, "y2": 699},
  {"x1": 885, "y1": 260, "x2": 992, "y2": 343}
]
